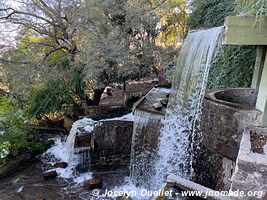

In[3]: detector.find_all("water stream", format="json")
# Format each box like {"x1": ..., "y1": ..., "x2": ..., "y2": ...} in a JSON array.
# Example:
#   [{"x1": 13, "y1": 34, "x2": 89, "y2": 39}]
[{"x1": 131, "y1": 26, "x2": 224, "y2": 190}]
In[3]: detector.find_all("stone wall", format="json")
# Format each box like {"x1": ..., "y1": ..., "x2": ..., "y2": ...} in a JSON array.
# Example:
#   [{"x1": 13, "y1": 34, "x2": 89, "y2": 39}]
[
  {"x1": 230, "y1": 126, "x2": 267, "y2": 199},
  {"x1": 84, "y1": 106, "x2": 129, "y2": 120},
  {"x1": 90, "y1": 120, "x2": 133, "y2": 171},
  {"x1": 201, "y1": 89, "x2": 262, "y2": 161},
  {"x1": 197, "y1": 88, "x2": 262, "y2": 191}
]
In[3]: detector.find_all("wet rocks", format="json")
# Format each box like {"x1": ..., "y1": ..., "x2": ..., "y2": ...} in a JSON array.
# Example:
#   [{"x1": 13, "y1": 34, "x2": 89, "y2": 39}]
[
  {"x1": 153, "y1": 103, "x2": 163, "y2": 110},
  {"x1": 43, "y1": 170, "x2": 58, "y2": 180},
  {"x1": 0, "y1": 152, "x2": 32, "y2": 179},
  {"x1": 76, "y1": 164, "x2": 89, "y2": 173},
  {"x1": 84, "y1": 177, "x2": 102, "y2": 190},
  {"x1": 54, "y1": 162, "x2": 68, "y2": 169},
  {"x1": 160, "y1": 98, "x2": 168, "y2": 107},
  {"x1": 116, "y1": 195, "x2": 132, "y2": 200}
]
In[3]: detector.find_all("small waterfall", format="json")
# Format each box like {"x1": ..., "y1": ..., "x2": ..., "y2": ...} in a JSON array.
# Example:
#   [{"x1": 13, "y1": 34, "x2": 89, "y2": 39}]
[
  {"x1": 44, "y1": 118, "x2": 95, "y2": 179},
  {"x1": 130, "y1": 109, "x2": 163, "y2": 188},
  {"x1": 131, "y1": 26, "x2": 224, "y2": 190}
]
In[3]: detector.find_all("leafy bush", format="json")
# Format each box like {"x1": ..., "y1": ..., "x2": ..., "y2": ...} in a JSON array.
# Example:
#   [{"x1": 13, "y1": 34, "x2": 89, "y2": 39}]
[
  {"x1": 208, "y1": 46, "x2": 256, "y2": 89},
  {"x1": 237, "y1": 0, "x2": 267, "y2": 26},
  {"x1": 27, "y1": 79, "x2": 73, "y2": 117},
  {"x1": 0, "y1": 96, "x2": 45, "y2": 165},
  {"x1": 188, "y1": 0, "x2": 235, "y2": 29},
  {"x1": 0, "y1": 97, "x2": 30, "y2": 163}
]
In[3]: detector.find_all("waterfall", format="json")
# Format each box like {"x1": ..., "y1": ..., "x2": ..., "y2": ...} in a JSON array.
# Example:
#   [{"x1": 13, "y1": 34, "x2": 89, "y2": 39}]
[
  {"x1": 130, "y1": 109, "x2": 163, "y2": 188},
  {"x1": 132, "y1": 26, "x2": 224, "y2": 190},
  {"x1": 44, "y1": 118, "x2": 95, "y2": 179}
]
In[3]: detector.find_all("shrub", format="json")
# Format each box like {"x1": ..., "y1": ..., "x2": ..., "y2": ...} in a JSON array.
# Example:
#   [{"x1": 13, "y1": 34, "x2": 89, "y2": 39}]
[
  {"x1": 188, "y1": 0, "x2": 235, "y2": 29},
  {"x1": 0, "y1": 96, "x2": 44, "y2": 165},
  {"x1": 0, "y1": 96, "x2": 30, "y2": 163},
  {"x1": 27, "y1": 79, "x2": 73, "y2": 117},
  {"x1": 207, "y1": 46, "x2": 256, "y2": 89}
]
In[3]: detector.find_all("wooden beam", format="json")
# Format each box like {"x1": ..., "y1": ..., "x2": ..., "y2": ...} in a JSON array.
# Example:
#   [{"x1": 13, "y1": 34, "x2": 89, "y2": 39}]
[{"x1": 224, "y1": 16, "x2": 267, "y2": 45}]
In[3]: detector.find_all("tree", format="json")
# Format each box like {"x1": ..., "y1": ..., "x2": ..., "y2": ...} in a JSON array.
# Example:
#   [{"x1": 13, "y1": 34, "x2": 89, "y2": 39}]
[
  {"x1": 156, "y1": 0, "x2": 188, "y2": 47},
  {"x1": 0, "y1": 0, "x2": 188, "y2": 114},
  {"x1": 0, "y1": 0, "x2": 81, "y2": 61},
  {"x1": 81, "y1": 0, "x2": 162, "y2": 93}
]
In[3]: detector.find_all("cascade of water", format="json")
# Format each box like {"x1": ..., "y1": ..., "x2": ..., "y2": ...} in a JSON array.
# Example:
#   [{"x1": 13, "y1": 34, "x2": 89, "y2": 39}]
[
  {"x1": 130, "y1": 26, "x2": 224, "y2": 190},
  {"x1": 44, "y1": 118, "x2": 95, "y2": 179},
  {"x1": 130, "y1": 109, "x2": 163, "y2": 188},
  {"x1": 151, "y1": 26, "x2": 224, "y2": 189}
]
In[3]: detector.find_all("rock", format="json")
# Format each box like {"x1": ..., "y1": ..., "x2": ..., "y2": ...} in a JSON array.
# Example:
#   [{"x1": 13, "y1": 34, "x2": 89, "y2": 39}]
[
  {"x1": 76, "y1": 164, "x2": 89, "y2": 173},
  {"x1": 0, "y1": 152, "x2": 32, "y2": 179},
  {"x1": 84, "y1": 177, "x2": 102, "y2": 190},
  {"x1": 153, "y1": 103, "x2": 163, "y2": 110},
  {"x1": 35, "y1": 198, "x2": 46, "y2": 200},
  {"x1": 43, "y1": 139, "x2": 55, "y2": 151},
  {"x1": 116, "y1": 195, "x2": 131, "y2": 200},
  {"x1": 54, "y1": 162, "x2": 68, "y2": 169},
  {"x1": 160, "y1": 98, "x2": 168, "y2": 107},
  {"x1": 43, "y1": 170, "x2": 58, "y2": 180}
]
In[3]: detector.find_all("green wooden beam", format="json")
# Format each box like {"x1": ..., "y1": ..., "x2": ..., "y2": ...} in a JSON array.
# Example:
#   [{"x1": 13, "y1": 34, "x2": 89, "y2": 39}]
[{"x1": 224, "y1": 16, "x2": 267, "y2": 45}]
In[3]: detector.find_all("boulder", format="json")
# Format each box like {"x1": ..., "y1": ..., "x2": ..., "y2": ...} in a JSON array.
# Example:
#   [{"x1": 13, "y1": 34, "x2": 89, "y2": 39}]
[
  {"x1": 160, "y1": 98, "x2": 168, "y2": 107},
  {"x1": 43, "y1": 170, "x2": 58, "y2": 180},
  {"x1": 84, "y1": 177, "x2": 102, "y2": 190},
  {"x1": 116, "y1": 195, "x2": 131, "y2": 200},
  {"x1": 153, "y1": 103, "x2": 163, "y2": 110},
  {"x1": 54, "y1": 162, "x2": 68, "y2": 169}
]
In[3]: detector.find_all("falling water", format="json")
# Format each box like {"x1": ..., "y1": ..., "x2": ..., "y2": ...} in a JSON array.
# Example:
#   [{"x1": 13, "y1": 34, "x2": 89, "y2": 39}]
[
  {"x1": 130, "y1": 109, "x2": 163, "y2": 188},
  {"x1": 44, "y1": 118, "x2": 95, "y2": 179},
  {"x1": 132, "y1": 26, "x2": 224, "y2": 190}
]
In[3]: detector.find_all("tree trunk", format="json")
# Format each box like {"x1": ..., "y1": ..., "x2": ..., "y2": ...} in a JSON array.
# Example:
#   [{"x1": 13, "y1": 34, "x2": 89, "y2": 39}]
[{"x1": 92, "y1": 88, "x2": 105, "y2": 106}]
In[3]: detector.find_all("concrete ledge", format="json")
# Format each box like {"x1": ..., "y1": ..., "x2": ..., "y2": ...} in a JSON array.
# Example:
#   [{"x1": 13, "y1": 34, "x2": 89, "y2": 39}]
[
  {"x1": 166, "y1": 174, "x2": 229, "y2": 200},
  {"x1": 224, "y1": 16, "x2": 267, "y2": 45}
]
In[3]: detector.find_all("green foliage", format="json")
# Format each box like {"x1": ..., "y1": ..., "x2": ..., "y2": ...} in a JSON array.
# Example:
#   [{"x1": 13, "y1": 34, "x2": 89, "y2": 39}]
[
  {"x1": 188, "y1": 0, "x2": 256, "y2": 90},
  {"x1": 0, "y1": 97, "x2": 30, "y2": 163},
  {"x1": 188, "y1": 0, "x2": 235, "y2": 29},
  {"x1": 237, "y1": 0, "x2": 267, "y2": 21},
  {"x1": 0, "y1": 96, "x2": 45, "y2": 164},
  {"x1": 207, "y1": 46, "x2": 256, "y2": 89},
  {"x1": 27, "y1": 79, "x2": 72, "y2": 117}
]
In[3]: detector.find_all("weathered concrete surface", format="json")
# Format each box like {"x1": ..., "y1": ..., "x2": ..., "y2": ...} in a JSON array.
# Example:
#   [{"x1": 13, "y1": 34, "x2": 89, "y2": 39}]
[
  {"x1": 167, "y1": 174, "x2": 229, "y2": 200},
  {"x1": 230, "y1": 126, "x2": 267, "y2": 199},
  {"x1": 84, "y1": 106, "x2": 129, "y2": 120},
  {"x1": 201, "y1": 88, "x2": 262, "y2": 161},
  {"x1": 193, "y1": 145, "x2": 236, "y2": 191}
]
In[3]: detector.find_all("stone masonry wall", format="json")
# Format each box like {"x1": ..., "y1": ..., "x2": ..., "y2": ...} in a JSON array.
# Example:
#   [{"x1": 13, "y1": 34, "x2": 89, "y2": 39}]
[
  {"x1": 230, "y1": 126, "x2": 267, "y2": 199},
  {"x1": 197, "y1": 89, "x2": 262, "y2": 191},
  {"x1": 200, "y1": 97, "x2": 262, "y2": 161},
  {"x1": 89, "y1": 120, "x2": 133, "y2": 171}
]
